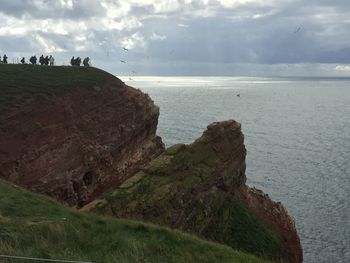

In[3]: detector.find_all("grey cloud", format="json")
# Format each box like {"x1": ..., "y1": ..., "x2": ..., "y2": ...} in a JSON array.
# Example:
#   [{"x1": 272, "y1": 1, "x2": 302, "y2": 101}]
[
  {"x1": 139, "y1": 0, "x2": 350, "y2": 64},
  {"x1": 0, "y1": 0, "x2": 106, "y2": 20},
  {"x1": 65, "y1": 0, "x2": 106, "y2": 19},
  {"x1": 0, "y1": 0, "x2": 37, "y2": 18}
]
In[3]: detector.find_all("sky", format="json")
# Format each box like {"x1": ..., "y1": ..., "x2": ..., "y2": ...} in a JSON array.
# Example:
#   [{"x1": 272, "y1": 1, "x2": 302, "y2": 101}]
[{"x1": 1, "y1": 0, "x2": 350, "y2": 76}]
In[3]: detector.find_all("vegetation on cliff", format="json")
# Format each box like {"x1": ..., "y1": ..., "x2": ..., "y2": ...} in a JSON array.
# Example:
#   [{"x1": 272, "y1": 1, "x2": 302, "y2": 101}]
[
  {"x1": 0, "y1": 64, "x2": 110, "y2": 93},
  {"x1": 0, "y1": 64, "x2": 112, "y2": 118},
  {"x1": 88, "y1": 121, "x2": 283, "y2": 261},
  {"x1": 0, "y1": 180, "x2": 272, "y2": 263}
]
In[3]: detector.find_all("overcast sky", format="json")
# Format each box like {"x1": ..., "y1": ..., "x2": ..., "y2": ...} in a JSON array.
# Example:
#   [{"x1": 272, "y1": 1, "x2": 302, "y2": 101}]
[{"x1": 1, "y1": 0, "x2": 350, "y2": 76}]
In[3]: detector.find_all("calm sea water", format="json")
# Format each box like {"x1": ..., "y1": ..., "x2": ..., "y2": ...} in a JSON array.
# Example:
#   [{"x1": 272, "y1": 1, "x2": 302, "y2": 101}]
[{"x1": 122, "y1": 76, "x2": 350, "y2": 263}]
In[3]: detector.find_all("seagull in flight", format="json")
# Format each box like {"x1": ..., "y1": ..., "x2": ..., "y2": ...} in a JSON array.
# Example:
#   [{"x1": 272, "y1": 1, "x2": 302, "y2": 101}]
[
  {"x1": 120, "y1": 60, "x2": 126, "y2": 63},
  {"x1": 294, "y1": 26, "x2": 301, "y2": 33},
  {"x1": 123, "y1": 47, "x2": 129, "y2": 51}
]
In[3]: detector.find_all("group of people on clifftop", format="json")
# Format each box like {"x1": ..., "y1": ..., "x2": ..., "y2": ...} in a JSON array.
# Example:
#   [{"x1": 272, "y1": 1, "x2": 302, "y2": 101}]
[
  {"x1": 27, "y1": 55, "x2": 55, "y2": 66},
  {"x1": 71, "y1": 56, "x2": 90, "y2": 67},
  {"x1": 1, "y1": 54, "x2": 56, "y2": 66},
  {"x1": 0, "y1": 54, "x2": 92, "y2": 67}
]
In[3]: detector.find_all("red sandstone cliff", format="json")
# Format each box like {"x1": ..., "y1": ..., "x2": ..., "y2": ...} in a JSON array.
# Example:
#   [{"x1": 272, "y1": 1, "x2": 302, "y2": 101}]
[{"x1": 0, "y1": 67, "x2": 164, "y2": 207}]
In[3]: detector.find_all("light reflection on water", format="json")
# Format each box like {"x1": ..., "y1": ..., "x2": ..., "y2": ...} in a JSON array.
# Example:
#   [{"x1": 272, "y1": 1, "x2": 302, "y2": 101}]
[{"x1": 122, "y1": 76, "x2": 350, "y2": 263}]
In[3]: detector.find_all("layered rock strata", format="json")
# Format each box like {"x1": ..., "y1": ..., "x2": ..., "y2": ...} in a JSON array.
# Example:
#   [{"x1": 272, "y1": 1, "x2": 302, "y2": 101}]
[
  {"x1": 0, "y1": 67, "x2": 164, "y2": 207},
  {"x1": 87, "y1": 120, "x2": 302, "y2": 262}
]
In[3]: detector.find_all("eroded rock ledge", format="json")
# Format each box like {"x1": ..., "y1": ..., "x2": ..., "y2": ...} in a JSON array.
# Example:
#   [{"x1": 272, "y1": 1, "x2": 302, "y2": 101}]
[
  {"x1": 0, "y1": 67, "x2": 164, "y2": 207},
  {"x1": 87, "y1": 120, "x2": 302, "y2": 262}
]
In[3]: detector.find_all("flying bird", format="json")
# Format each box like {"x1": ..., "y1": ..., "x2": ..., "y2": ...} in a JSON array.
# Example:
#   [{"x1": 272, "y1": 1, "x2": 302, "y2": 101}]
[
  {"x1": 123, "y1": 47, "x2": 129, "y2": 51},
  {"x1": 294, "y1": 26, "x2": 301, "y2": 33},
  {"x1": 120, "y1": 60, "x2": 126, "y2": 63}
]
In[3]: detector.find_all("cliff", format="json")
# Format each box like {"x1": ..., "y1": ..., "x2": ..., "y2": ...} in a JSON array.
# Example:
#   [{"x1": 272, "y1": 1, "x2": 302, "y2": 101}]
[
  {"x1": 0, "y1": 64, "x2": 302, "y2": 262},
  {"x1": 0, "y1": 64, "x2": 164, "y2": 207},
  {"x1": 87, "y1": 120, "x2": 302, "y2": 262}
]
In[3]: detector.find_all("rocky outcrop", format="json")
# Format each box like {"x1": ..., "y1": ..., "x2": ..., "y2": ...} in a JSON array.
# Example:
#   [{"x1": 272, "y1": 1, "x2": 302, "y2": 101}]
[
  {"x1": 87, "y1": 120, "x2": 302, "y2": 262},
  {"x1": 0, "y1": 66, "x2": 164, "y2": 207},
  {"x1": 242, "y1": 187, "x2": 302, "y2": 263}
]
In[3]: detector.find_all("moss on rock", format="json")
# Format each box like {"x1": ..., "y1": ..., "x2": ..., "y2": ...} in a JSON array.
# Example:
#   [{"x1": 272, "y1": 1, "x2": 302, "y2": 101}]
[{"x1": 89, "y1": 120, "x2": 285, "y2": 261}]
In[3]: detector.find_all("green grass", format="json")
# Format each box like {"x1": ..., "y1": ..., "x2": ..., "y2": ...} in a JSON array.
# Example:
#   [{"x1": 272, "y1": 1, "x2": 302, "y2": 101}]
[
  {"x1": 0, "y1": 180, "x2": 273, "y2": 263},
  {"x1": 203, "y1": 202, "x2": 281, "y2": 260},
  {"x1": 0, "y1": 64, "x2": 112, "y2": 93},
  {"x1": 0, "y1": 64, "x2": 117, "y2": 123}
]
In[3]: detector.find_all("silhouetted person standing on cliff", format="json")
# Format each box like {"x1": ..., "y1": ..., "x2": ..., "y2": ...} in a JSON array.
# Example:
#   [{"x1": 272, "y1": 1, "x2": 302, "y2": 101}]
[
  {"x1": 20, "y1": 57, "x2": 25, "y2": 64},
  {"x1": 49, "y1": 55, "x2": 54, "y2": 66},
  {"x1": 76, "y1": 57, "x2": 81, "y2": 66},
  {"x1": 29, "y1": 56, "x2": 37, "y2": 65},
  {"x1": 44, "y1": 56, "x2": 49, "y2": 65},
  {"x1": 3, "y1": 54, "x2": 8, "y2": 64},
  {"x1": 70, "y1": 56, "x2": 75, "y2": 66},
  {"x1": 39, "y1": 55, "x2": 44, "y2": 65},
  {"x1": 83, "y1": 57, "x2": 90, "y2": 67}
]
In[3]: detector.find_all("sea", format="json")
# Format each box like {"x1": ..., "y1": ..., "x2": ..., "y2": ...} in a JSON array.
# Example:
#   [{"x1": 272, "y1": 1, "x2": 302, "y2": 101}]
[{"x1": 121, "y1": 76, "x2": 350, "y2": 263}]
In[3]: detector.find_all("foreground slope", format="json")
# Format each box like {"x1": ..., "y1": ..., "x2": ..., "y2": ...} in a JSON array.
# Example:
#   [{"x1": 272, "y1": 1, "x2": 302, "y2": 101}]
[
  {"x1": 0, "y1": 64, "x2": 164, "y2": 207},
  {"x1": 88, "y1": 120, "x2": 302, "y2": 262},
  {"x1": 0, "y1": 180, "x2": 272, "y2": 263}
]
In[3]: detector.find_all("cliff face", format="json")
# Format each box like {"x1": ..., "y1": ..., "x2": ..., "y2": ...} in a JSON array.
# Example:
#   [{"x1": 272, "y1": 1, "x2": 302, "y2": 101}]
[
  {"x1": 88, "y1": 120, "x2": 302, "y2": 262},
  {"x1": 0, "y1": 65, "x2": 164, "y2": 207}
]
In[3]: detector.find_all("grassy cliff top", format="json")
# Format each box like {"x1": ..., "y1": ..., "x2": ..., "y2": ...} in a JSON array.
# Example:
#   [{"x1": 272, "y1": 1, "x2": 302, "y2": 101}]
[
  {"x1": 0, "y1": 64, "x2": 115, "y2": 95},
  {"x1": 0, "y1": 180, "x2": 272, "y2": 263},
  {"x1": 0, "y1": 64, "x2": 121, "y2": 124}
]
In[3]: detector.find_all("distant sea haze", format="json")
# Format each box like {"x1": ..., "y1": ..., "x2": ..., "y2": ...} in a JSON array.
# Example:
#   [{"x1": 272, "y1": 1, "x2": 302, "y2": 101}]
[{"x1": 121, "y1": 76, "x2": 350, "y2": 263}]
